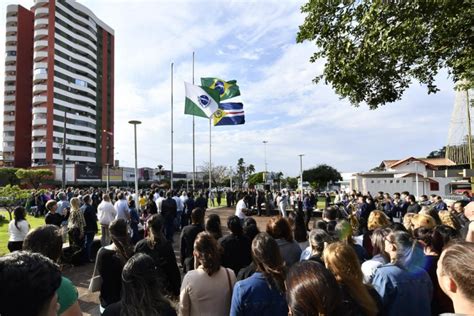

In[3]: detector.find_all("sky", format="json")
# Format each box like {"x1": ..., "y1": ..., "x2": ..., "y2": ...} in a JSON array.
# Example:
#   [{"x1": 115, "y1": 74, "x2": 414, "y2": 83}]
[{"x1": 0, "y1": 0, "x2": 456, "y2": 177}]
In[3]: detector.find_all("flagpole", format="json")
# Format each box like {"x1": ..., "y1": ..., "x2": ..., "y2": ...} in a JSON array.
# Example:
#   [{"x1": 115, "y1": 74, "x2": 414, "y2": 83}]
[
  {"x1": 171, "y1": 62, "x2": 174, "y2": 190},
  {"x1": 192, "y1": 51, "x2": 196, "y2": 190},
  {"x1": 209, "y1": 116, "x2": 212, "y2": 195}
]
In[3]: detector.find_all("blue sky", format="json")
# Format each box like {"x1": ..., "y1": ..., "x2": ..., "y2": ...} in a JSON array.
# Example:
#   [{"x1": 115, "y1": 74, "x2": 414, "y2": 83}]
[{"x1": 0, "y1": 0, "x2": 455, "y2": 176}]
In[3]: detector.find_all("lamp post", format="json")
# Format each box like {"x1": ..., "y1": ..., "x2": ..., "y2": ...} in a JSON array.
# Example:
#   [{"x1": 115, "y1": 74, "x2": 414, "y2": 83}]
[
  {"x1": 129, "y1": 120, "x2": 141, "y2": 205},
  {"x1": 263, "y1": 140, "x2": 268, "y2": 183},
  {"x1": 105, "y1": 163, "x2": 110, "y2": 192},
  {"x1": 298, "y1": 154, "x2": 304, "y2": 193}
]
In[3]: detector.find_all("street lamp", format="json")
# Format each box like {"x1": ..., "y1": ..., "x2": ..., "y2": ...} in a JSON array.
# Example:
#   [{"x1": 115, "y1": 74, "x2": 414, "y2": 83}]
[
  {"x1": 263, "y1": 140, "x2": 268, "y2": 183},
  {"x1": 128, "y1": 120, "x2": 141, "y2": 205},
  {"x1": 298, "y1": 154, "x2": 304, "y2": 193}
]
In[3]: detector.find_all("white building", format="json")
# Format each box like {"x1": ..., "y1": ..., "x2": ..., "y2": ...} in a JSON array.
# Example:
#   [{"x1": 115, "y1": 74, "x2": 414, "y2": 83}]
[{"x1": 350, "y1": 157, "x2": 466, "y2": 197}]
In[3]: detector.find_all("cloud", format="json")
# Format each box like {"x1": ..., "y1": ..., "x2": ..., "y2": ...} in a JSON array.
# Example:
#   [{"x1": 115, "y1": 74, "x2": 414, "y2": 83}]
[{"x1": 0, "y1": 0, "x2": 457, "y2": 178}]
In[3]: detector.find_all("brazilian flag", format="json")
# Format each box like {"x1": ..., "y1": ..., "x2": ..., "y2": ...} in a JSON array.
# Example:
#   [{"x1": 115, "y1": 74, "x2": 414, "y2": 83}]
[{"x1": 201, "y1": 77, "x2": 240, "y2": 101}]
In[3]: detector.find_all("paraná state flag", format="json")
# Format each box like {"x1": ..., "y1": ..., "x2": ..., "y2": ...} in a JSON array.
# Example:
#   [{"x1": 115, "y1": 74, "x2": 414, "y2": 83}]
[
  {"x1": 201, "y1": 77, "x2": 240, "y2": 101},
  {"x1": 184, "y1": 82, "x2": 220, "y2": 118},
  {"x1": 213, "y1": 102, "x2": 245, "y2": 126}
]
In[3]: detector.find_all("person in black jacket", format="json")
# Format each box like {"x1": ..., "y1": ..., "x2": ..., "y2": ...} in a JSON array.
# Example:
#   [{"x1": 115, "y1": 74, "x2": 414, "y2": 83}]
[
  {"x1": 83, "y1": 194, "x2": 98, "y2": 262},
  {"x1": 182, "y1": 192, "x2": 195, "y2": 227},
  {"x1": 135, "y1": 214, "x2": 181, "y2": 298},
  {"x1": 195, "y1": 192, "x2": 208, "y2": 210},
  {"x1": 161, "y1": 191, "x2": 177, "y2": 242},
  {"x1": 218, "y1": 215, "x2": 252, "y2": 275},
  {"x1": 44, "y1": 200, "x2": 68, "y2": 227},
  {"x1": 180, "y1": 208, "x2": 204, "y2": 273}
]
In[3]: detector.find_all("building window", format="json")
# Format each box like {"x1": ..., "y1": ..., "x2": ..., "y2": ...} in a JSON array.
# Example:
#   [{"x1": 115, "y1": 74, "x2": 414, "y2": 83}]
[
  {"x1": 371, "y1": 180, "x2": 374, "y2": 183},
  {"x1": 396, "y1": 180, "x2": 400, "y2": 183},
  {"x1": 34, "y1": 68, "x2": 47, "y2": 75},
  {"x1": 390, "y1": 180, "x2": 393, "y2": 183},
  {"x1": 430, "y1": 182, "x2": 439, "y2": 191},
  {"x1": 6, "y1": 51, "x2": 16, "y2": 57},
  {"x1": 403, "y1": 180, "x2": 406, "y2": 183},
  {"x1": 74, "y1": 78, "x2": 87, "y2": 87}
]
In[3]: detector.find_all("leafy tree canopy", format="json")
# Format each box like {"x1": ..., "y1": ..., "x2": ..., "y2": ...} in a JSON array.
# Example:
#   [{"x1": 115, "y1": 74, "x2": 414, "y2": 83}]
[
  {"x1": 15, "y1": 169, "x2": 53, "y2": 189},
  {"x1": 0, "y1": 185, "x2": 31, "y2": 220},
  {"x1": 297, "y1": 0, "x2": 473, "y2": 108},
  {"x1": 0, "y1": 168, "x2": 19, "y2": 186},
  {"x1": 303, "y1": 164, "x2": 342, "y2": 189}
]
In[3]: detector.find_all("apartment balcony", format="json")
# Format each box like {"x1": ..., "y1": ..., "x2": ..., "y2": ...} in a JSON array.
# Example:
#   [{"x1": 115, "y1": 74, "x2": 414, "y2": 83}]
[
  {"x1": 5, "y1": 55, "x2": 16, "y2": 63},
  {"x1": 32, "y1": 106, "x2": 47, "y2": 114},
  {"x1": 32, "y1": 95, "x2": 47, "y2": 105},
  {"x1": 4, "y1": 125, "x2": 15, "y2": 132},
  {"x1": 4, "y1": 75, "x2": 16, "y2": 83},
  {"x1": 4, "y1": 85, "x2": 15, "y2": 92},
  {"x1": 3, "y1": 152, "x2": 14, "y2": 161},
  {"x1": 6, "y1": 26, "x2": 17, "y2": 36},
  {"x1": 34, "y1": 0, "x2": 49, "y2": 4},
  {"x1": 4, "y1": 105, "x2": 15, "y2": 112},
  {"x1": 34, "y1": 29, "x2": 48, "y2": 40},
  {"x1": 4, "y1": 95, "x2": 15, "y2": 102},
  {"x1": 4, "y1": 115, "x2": 15, "y2": 122},
  {"x1": 33, "y1": 50, "x2": 48, "y2": 61},
  {"x1": 5, "y1": 65, "x2": 16, "y2": 72},
  {"x1": 33, "y1": 72, "x2": 47, "y2": 83},
  {"x1": 32, "y1": 128, "x2": 46, "y2": 137},
  {"x1": 32, "y1": 117, "x2": 47, "y2": 126},
  {"x1": 3, "y1": 145, "x2": 14, "y2": 152},
  {"x1": 34, "y1": 40, "x2": 48, "y2": 50},
  {"x1": 34, "y1": 7, "x2": 48, "y2": 17},
  {"x1": 32, "y1": 152, "x2": 46, "y2": 160},
  {"x1": 3, "y1": 135, "x2": 14, "y2": 142},
  {"x1": 34, "y1": 18, "x2": 48, "y2": 28},
  {"x1": 6, "y1": 16, "x2": 17, "y2": 25},
  {"x1": 33, "y1": 84, "x2": 47, "y2": 94},
  {"x1": 5, "y1": 35, "x2": 16, "y2": 44}
]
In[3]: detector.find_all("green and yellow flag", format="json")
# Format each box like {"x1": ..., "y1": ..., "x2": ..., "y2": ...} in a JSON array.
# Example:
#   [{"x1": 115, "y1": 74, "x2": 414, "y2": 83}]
[{"x1": 201, "y1": 77, "x2": 240, "y2": 101}]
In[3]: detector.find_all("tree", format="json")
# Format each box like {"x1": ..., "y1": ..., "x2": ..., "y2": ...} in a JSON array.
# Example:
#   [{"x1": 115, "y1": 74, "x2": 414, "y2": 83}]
[
  {"x1": 235, "y1": 158, "x2": 256, "y2": 188},
  {"x1": 248, "y1": 172, "x2": 265, "y2": 186},
  {"x1": 286, "y1": 177, "x2": 298, "y2": 190},
  {"x1": 297, "y1": 1, "x2": 473, "y2": 108},
  {"x1": 199, "y1": 162, "x2": 228, "y2": 187},
  {"x1": 303, "y1": 164, "x2": 342, "y2": 190},
  {"x1": 0, "y1": 185, "x2": 30, "y2": 221},
  {"x1": 0, "y1": 168, "x2": 19, "y2": 186},
  {"x1": 15, "y1": 169, "x2": 53, "y2": 189}
]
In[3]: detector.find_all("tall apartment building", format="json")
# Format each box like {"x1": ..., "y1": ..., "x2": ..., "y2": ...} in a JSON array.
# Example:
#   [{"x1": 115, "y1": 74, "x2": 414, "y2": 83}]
[{"x1": 3, "y1": 0, "x2": 114, "y2": 168}]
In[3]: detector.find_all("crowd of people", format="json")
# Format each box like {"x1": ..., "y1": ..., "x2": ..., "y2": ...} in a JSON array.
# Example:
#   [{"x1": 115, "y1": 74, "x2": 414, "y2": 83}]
[{"x1": 2, "y1": 186, "x2": 474, "y2": 316}]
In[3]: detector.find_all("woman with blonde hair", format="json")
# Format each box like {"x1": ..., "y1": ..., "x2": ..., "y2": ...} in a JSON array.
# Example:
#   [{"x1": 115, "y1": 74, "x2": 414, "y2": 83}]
[
  {"x1": 67, "y1": 197, "x2": 85, "y2": 251},
  {"x1": 324, "y1": 242, "x2": 380, "y2": 316},
  {"x1": 367, "y1": 210, "x2": 390, "y2": 231}
]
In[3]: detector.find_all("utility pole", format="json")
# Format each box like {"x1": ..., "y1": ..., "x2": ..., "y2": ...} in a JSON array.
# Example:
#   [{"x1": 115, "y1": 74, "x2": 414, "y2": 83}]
[
  {"x1": 62, "y1": 111, "x2": 66, "y2": 190},
  {"x1": 298, "y1": 154, "x2": 304, "y2": 193}
]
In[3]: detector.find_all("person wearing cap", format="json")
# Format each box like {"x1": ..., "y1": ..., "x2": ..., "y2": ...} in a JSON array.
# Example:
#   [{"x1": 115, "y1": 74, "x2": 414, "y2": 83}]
[{"x1": 45, "y1": 200, "x2": 69, "y2": 228}]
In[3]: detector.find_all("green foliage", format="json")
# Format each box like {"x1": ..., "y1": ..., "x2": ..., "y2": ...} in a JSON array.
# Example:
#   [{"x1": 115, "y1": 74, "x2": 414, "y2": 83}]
[
  {"x1": 248, "y1": 172, "x2": 264, "y2": 186},
  {"x1": 15, "y1": 168, "x2": 53, "y2": 189},
  {"x1": 303, "y1": 164, "x2": 342, "y2": 190},
  {"x1": 0, "y1": 185, "x2": 31, "y2": 221},
  {"x1": 235, "y1": 158, "x2": 256, "y2": 188},
  {"x1": 0, "y1": 168, "x2": 20, "y2": 186},
  {"x1": 286, "y1": 177, "x2": 298, "y2": 190},
  {"x1": 297, "y1": 0, "x2": 473, "y2": 108}
]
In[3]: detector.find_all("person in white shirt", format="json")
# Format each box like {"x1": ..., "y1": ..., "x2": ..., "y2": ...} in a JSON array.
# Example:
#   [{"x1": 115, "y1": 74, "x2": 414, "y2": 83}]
[
  {"x1": 8, "y1": 206, "x2": 30, "y2": 252},
  {"x1": 156, "y1": 191, "x2": 165, "y2": 214},
  {"x1": 278, "y1": 190, "x2": 288, "y2": 218},
  {"x1": 235, "y1": 193, "x2": 249, "y2": 220},
  {"x1": 98, "y1": 194, "x2": 117, "y2": 246},
  {"x1": 114, "y1": 192, "x2": 130, "y2": 221},
  {"x1": 173, "y1": 192, "x2": 185, "y2": 230}
]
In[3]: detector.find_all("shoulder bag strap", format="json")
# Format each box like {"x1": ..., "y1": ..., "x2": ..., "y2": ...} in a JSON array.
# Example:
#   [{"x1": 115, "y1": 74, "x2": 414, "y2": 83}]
[
  {"x1": 225, "y1": 267, "x2": 233, "y2": 297},
  {"x1": 91, "y1": 247, "x2": 103, "y2": 277}
]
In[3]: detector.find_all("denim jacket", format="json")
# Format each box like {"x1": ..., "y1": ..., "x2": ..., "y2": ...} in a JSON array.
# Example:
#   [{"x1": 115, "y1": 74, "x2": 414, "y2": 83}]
[
  {"x1": 230, "y1": 272, "x2": 288, "y2": 316},
  {"x1": 372, "y1": 263, "x2": 433, "y2": 316}
]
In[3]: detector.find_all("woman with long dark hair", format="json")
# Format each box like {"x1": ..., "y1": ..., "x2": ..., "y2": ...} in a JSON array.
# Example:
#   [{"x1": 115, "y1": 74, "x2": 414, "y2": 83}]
[
  {"x1": 135, "y1": 214, "x2": 181, "y2": 297},
  {"x1": 371, "y1": 229, "x2": 433, "y2": 315},
  {"x1": 324, "y1": 242, "x2": 380, "y2": 316},
  {"x1": 7, "y1": 206, "x2": 29, "y2": 252},
  {"x1": 96, "y1": 219, "x2": 134, "y2": 313},
  {"x1": 179, "y1": 232, "x2": 236, "y2": 316},
  {"x1": 286, "y1": 260, "x2": 344, "y2": 315},
  {"x1": 361, "y1": 228, "x2": 390, "y2": 284},
  {"x1": 103, "y1": 253, "x2": 176, "y2": 316},
  {"x1": 230, "y1": 232, "x2": 288, "y2": 315}
]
